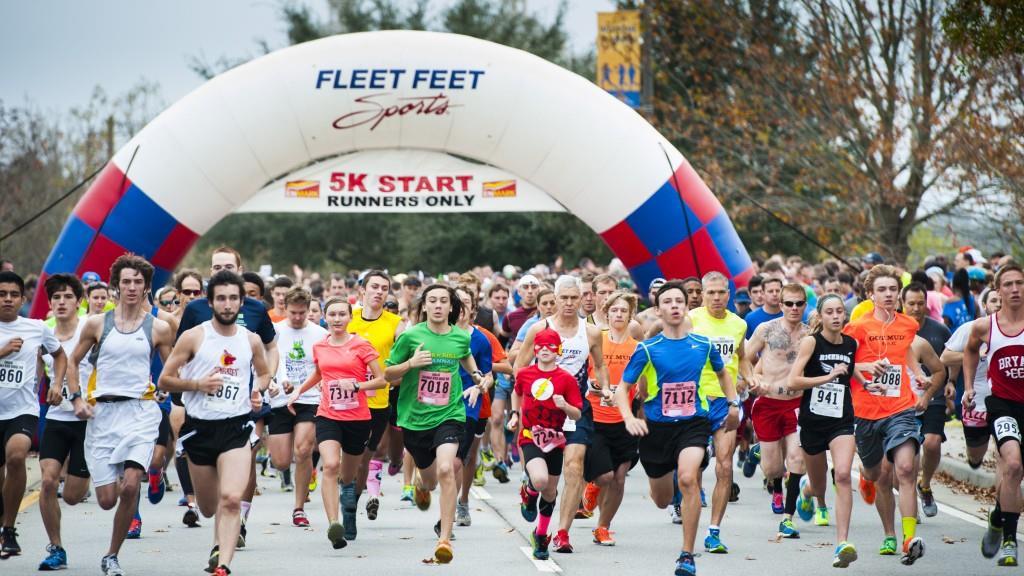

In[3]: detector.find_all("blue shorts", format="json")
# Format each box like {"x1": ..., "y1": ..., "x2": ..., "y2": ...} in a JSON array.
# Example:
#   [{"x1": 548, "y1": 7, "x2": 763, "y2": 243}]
[
  {"x1": 708, "y1": 397, "x2": 744, "y2": 433},
  {"x1": 564, "y1": 403, "x2": 594, "y2": 446},
  {"x1": 493, "y1": 374, "x2": 513, "y2": 402}
]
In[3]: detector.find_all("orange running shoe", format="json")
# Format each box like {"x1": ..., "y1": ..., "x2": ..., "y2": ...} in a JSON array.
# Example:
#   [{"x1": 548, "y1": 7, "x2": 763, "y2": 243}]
[
  {"x1": 859, "y1": 476, "x2": 876, "y2": 505},
  {"x1": 592, "y1": 526, "x2": 615, "y2": 546},
  {"x1": 434, "y1": 539, "x2": 454, "y2": 563},
  {"x1": 582, "y1": 482, "x2": 601, "y2": 515}
]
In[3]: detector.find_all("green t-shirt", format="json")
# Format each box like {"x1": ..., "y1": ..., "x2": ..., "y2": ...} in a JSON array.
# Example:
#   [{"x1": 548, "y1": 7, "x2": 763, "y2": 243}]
[{"x1": 386, "y1": 322, "x2": 471, "y2": 431}]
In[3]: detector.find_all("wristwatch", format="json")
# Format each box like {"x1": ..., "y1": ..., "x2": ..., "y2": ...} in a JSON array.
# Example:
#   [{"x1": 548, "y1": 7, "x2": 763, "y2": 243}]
[
  {"x1": 68, "y1": 391, "x2": 82, "y2": 401},
  {"x1": 354, "y1": 382, "x2": 361, "y2": 393},
  {"x1": 726, "y1": 398, "x2": 741, "y2": 408}
]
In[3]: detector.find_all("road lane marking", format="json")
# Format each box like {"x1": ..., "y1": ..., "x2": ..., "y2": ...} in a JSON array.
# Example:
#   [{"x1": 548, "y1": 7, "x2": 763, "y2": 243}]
[{"x1": 519, "y1": 546, "x2": 562, "y2": 572}]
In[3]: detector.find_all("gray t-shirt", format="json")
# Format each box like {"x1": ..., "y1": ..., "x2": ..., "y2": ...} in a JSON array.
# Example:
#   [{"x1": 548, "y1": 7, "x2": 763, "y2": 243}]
[{"x1": 916, "y1": 317, "x2": 951, "y2": 406}]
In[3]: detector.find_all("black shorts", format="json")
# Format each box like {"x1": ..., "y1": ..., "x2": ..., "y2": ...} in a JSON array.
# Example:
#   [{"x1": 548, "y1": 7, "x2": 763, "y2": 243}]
[
  {"x1": 181, "y1": 414, "x2": 253, "y2": 467},
  {"x1": 521, "y1": 442, "x2": 564, "y2": 476},
  {"x1": 315, "y1": 417, "x2": 371, "y2": 456},
  {"x1": 964, "y1": 421, "x2": 991, "y2": 448},
  {"x1": 639, "y1": 418, "x2": 711, "y2": 479},
  {"x1": 268, "y1": 404, "x2": 317, "y2": 435},
  {"x1": 403, "y1": 420, "x2": 463, "y2": 470},
  {"x1": 798, "y1": 421, "x2": 854, "y2": 456},
  {"x1": 156, "y1": 409, "x2": 171, "y2": 446},
  {"x1": 366, "y1": 407, "x2": 390, "y2": 452},
  {"x1": 388, "y1": 387, "x2": 400, "y2": 427},
  {"x1": 249, "y1": 402, "x2": 273, "y2": 422},
  {"x1": 473, "y1": 417, "x2": 487, "y2": 437},
  {"x1": 916, "y1": 404, "x2": 947, "y2": 441},
  {"x1": 585, "y1": 421, "x2": 639, "y2": 481},
  {"x1": 40, "y1": 419, "x2": 89, "y2": 478},
  {"x1": 564, "y1": 403, "x2": 594, "y2": 446},
  {"x1": 0, "y1": 414, "x2": 37, "y2": 467},
  {"x1": 986, "y1": 395, "x2": 1024, "y2": 452},
  {"x1": 457, "y1": 418, "x2": 479, "y2": 462}
]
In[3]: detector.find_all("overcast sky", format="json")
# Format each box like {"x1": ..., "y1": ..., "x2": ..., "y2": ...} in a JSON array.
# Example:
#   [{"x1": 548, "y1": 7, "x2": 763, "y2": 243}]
[{"x1": 0, "y1": 0, "x2": 614, "y2": 115}]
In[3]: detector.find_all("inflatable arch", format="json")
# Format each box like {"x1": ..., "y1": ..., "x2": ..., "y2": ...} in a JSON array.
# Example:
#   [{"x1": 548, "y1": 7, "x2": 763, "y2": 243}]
[{"x1": 33, "y1": 31, "x2": 752, "y2": 316}]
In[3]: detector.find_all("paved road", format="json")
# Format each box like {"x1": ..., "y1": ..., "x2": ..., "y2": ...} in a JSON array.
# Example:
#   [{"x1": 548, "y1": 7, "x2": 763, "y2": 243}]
[{"x1": 3, "y1": 453, "x2": 1014, "y2": 575}]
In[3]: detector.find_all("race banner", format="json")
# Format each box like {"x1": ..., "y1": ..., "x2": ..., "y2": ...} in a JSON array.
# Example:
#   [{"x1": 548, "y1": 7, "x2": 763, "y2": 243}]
[{"x1": 597, "y1": 10, "x2": 642, "y2": 108}]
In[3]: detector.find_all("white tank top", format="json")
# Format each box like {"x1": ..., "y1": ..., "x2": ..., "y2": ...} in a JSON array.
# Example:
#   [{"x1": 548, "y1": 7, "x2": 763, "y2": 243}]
[
  {"x1": 550, "y1": 318, "x2": 589, "y2": 380},
  {"x1": 90, "y1": 312, "x2": 154, "y2": 400},
  {"x1": 180, "y1": 321, "x2": 254, "y2": 420},
  {"x1": 44, "y1": 320, "x2": 93, "y2": 421}
]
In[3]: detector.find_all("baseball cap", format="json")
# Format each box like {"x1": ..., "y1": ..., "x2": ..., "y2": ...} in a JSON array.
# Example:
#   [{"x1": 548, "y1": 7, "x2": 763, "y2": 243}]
[
  {"x1": 82, "y1": 271, "x2": 101, "y2": 284},
  {"x1": 734, "y1": 290, "x2": 751, "y2": 304},
  {"x1": 966, "y1": 248, "x2": 987, "y2": 264},
  {"x1": 925, "y1": 266, "x2": 945, "y2": 283},
  {"x1": 862, "y1": 252, "x2": 884, "y2": 265},
  {"x1": 648, "y1": 277, "x2": 667, "y2": 291},
  {"x1": 533, "y1": 328, "x2": 562, "y2": 353},
  {"x1": 517, "y1": 274, "x2": 541, "y2": 288},
  {"x1": 967, "y1": 267, "x2": 987, "y2": 281}
]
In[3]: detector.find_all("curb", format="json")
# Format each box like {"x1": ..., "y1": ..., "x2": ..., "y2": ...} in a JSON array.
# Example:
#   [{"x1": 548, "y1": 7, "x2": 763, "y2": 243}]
[{"x1": 936, "y1": 455, "x2": 996, "y2": 489}]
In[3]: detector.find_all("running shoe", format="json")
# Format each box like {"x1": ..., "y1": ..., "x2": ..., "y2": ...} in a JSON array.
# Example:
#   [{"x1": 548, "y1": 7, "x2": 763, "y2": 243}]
[
  {"x1": 878, "y1": 536, "x2": 898, "y2": 556},
  {"x1": 342, "y1": 484, "x2": 358, "y2": 540},
  {"x1": 280, "y1": 468, "x2": 294, "y2": 492},
  {"x1": 126, "y1": 515, "x2": 142, "y2": 539},
  {"x1": 575, "y1": 504, "x2": 593, "y2": 519},
  {"x1": 814, "y1": 506, "x2": 830, "y2": 526},
  {"x1": 704, "y1": 528, "x2": 728, "y2": 553},
  {"x1": 456, "y1": 502, "x2": 472, "y2": 527},
  {"x1": 742, "y1": 443, "x2": 760, "y2": 478},
  {"x1": 433, "y1": 520, "x2": 456, "y2": 541},
  {"x1": 509, "y1": 443, "x2": 520, "y2": 463},
  {"x1": 237, "y1": 520, "x2": 247, "y2": 549},
  {"x1": 366, "y1": 496, "x2": 380, "y2": 521},
  {"x1": 796, "y1": 477, "x2": 814, "y2": 522},
  {"x1": 327, "y1": 521, "x2": 347, "y2": 549},
  {"x1": 982, "y1": 509, "x2": 1003, "y2": 558},
  {"x1": 387, "y1": 460, "x2": 401, "y2": 476},
  {"x1": 38, "y1": 544, "x2": 67, "y2": 570},
  {"x1": 473, "y1": 464, "x2": 486, "y2": 487},
  {"x1": 520, "y1": 479, "x2": 538, "y2": 522},
  {"x1": 900, "y1": 536, "x2": 924, "y2": 565},
  {"x1": 553, "y1": 529, "x2": 573, "y2": 553},
  {"x1": 147, "y1": 467, "x2": 165, "y2": 505},
  {"x1": 592, "y1": 526, "x2": 615, "y2": 546},
  {"x1": 204, "y1": 545, "x2": 219, "y2": 573},
  {"x1": 183, "y1": 504, "x2": 200, "y2": 527},
  {"x1": 700, "y1": 487, "x2": 708, "y2": 508},
  {"x1": 917, "y1": 482, "x2": 937, "y2": 518},
  {"x1": 858, "y1": 476, "x2": 876, "y2": 505},
  {"x1": 480, "y1": 448, "x2": 496, "y2": 470},
  {"x1": 771, "y1": 491, "x2": 784, "y2": 514},
  {"x1": 100, "y1": 554, "x2": 125, "y2": 576},
  {"x1": 582, "y1": 482, "x2": 601, "y2": 515},
  {"x1": 532, "y1": 531, "x2": 551, "y2": 560},
  {"x1": 414, "y1": 484, "x2": 431, "y2": 511},
  {"x1": 0, "y1": 527, "x2": 21, "y2": 556},
  {"x1": 434, "y1": 539, "x2": 454, "y2": 564},
  {"x1": 493, "y1": 461, "x2": 510, "y2": 483},
  {"x1": 178, "y1": 495, "x2": 189, "y2": 506},
  {"x1": 309, "y1": 469, "x2": 319, "y2": 493},
  {"x1": 401, "y1": 484, "x2": 414, "y2": 502},
  {"x1": 292, "y1": 508, "x2": 310, "y2": 527},
  {"x1": 778, "y1": 518, "x2": 800, "y2": 538},
  {"x1": 213, "y1": 566, "x2": 231, "y2": 576},
  {"x1": 670, "y1": 504, "x2": 682, "y2": 525},
  {"x1": 832, "y1": 541, "x2": 858, "y2": 568},
  {"x1": 729, "y1": 482, "x2": 740, "y2": 503},
  {"x1": 998, "y1": 540, "x2": 1019, "y2": 567},
  {"x1": 675, "y1": 551, "x2": 697, "y2": 576},
  {"x1": 737, "y1": 448, "x2": 748, "y2": 466}
]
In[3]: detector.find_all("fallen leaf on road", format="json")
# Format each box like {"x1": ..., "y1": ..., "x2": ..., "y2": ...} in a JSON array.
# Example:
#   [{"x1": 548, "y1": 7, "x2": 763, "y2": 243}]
[
  {"x1": 505, "y1": 528, "x2": 515, "y2": 533},
  {"x1": 744, "y1": 555, "x2": 757, "y2": 560},
  {"x1": 942, "y1": 536, "x2": 967, "y2": 544},
  {"x1": 153, "y1": 529, "x2": 168, "y2": 533},
  {"x1": 422, "y1": 558, "x2": 437, "y2": 564},
  {"x1": 399, "y1": 536, "x2": 414, "y2": 540}
]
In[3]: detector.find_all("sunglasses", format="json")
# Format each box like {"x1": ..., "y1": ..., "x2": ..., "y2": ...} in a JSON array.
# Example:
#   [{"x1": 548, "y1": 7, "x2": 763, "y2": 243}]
[
  {"x1": 160, "y1": 299, "x2": 179, "y2": 306},
  {"x1": 782, "y1": 300, "x2": 806, "y2": 308},
  {"x1": 180, "y1": 289, "x2": 202, "y2": 297}
]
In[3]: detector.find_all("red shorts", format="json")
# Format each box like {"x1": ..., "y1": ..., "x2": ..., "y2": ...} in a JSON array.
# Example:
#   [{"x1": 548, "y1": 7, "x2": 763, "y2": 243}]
[
  {"x1": 751, "y1": 397, "x2": 800, "y2": 443},
  {"x1": 479, "y1": 392, "x2": 492, "y2": 420}
]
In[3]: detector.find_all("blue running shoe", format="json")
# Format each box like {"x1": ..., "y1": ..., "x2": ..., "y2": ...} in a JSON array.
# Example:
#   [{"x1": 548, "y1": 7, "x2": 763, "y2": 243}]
[
  {"x1": 699, "y1": 488, "x2": 707, "y2": 508},
  {"x1": 38, "y1": 544, "x2": 67, "y2": 571},
  {"x1": 126, "y1": 513, "x2": 142, "y2": 539},
  {"x1": 833, "y1": 541, "x2": 858, "y2": 568},
  {"x1": 778, "y1": 518, "x2": 800, "y2": 539},
  {"x1": 742, "y1": 443, "x2": 760, "y2": 478},
  {"x1": 147, "y1": 468, "x2": 165, "y2": 505},
  {"x1": 675, "y1": 551, "x2": 697, "y2": 576},
  {"x1": 704, "y1": 528, "x2": 728, "y2": 554},
  {"x1": 796, "y1": 477, "x2": 814, "y2": 522}
]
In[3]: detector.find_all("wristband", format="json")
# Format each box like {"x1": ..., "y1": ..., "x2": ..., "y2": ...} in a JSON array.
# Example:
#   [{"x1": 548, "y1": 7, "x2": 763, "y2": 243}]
[{"x1": 69, "y1": 391, "x2": 82, "y2": 401}]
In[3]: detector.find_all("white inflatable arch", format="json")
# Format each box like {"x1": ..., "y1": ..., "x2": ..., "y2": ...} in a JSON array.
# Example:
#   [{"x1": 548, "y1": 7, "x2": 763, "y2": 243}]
[{"x1": 36, "y1": 30, "x2": 751, "y2": 314}]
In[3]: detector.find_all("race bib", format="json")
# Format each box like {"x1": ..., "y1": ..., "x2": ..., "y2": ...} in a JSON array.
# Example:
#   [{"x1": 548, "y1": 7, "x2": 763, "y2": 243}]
[
  {"x1": 662, "y1": 381, "x2": 697, "y2": 418},
  {"x1": 871, "y1": 364, "x2": 903, "y2": 398},
  {"x1": 285, "y1": 359, "x2": 310, "y2": 385},
  {"x1": 993, "y1": 416, "x2": 1021, "y2": 442},
  {"x1": 0, "y1": 359, "x2": 26, "y2": 389},
  {"x1": 204, "y1": 374, "x2": 243, "y2": 411},
  {"x1": 710, "y1": 337, "x2": 736, "y2": 362},
  {"x1": 56, "y1": 382, "x2": 73, "y2": 411},
  {"x1": 962, "y1": 408, "x2": 987, "y2": 428},
  {"x1": 562, "y1": 417, "x2": 577, "y2": 432},
  {"x1": 417, "y1": 371, "x2": 451, "y2": 406},
  {"x1": 809, "y1": 382, "x2": 844, "y2": 418},
  {"x1": 327, "y1": 379, "x2": 360, "y2": 411},
  {"x1": 530, "y1": 425, "x2": 566, "y2": 453}
]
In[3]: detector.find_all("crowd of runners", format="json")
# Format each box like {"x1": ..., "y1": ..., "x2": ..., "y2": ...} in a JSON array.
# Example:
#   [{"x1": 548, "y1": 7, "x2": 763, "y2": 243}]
[{"x1": 0, "y1": 244, "x2": 1021, "y2": 575}]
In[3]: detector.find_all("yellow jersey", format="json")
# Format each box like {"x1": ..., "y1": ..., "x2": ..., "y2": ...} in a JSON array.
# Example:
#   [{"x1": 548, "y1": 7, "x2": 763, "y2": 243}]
[{"x1": 348, "y1": 307, "x2": 403, "y2": 409}]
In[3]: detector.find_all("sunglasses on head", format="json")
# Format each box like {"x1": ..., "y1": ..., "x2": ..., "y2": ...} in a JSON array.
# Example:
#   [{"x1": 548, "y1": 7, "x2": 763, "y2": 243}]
[
  {"x1": 782, "y1": 300, "x2": 806, "y2": 308},
  {"x1": 180, "y1": 289, "x2": 202, "y2": 297}
]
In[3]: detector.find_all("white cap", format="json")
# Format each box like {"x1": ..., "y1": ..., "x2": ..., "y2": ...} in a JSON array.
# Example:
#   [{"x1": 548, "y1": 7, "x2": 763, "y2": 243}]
[
  {"x1": 967, "y1": 248, "x2": 987, "y2": 264},
  {"x1": 517, "y1": 274, "x2": 541, "y2": 288}
]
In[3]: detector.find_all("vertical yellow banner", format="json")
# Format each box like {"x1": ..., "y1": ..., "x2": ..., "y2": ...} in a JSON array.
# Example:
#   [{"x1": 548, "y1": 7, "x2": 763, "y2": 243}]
[{"x1": 597, "y1": 10, "x2": 642, "y2": 108}]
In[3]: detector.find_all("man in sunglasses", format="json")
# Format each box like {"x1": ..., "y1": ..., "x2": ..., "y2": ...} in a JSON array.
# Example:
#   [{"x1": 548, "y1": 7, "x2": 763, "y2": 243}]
[{"x1": 744, "y1": 284, "x2": 812, "y2": 539}]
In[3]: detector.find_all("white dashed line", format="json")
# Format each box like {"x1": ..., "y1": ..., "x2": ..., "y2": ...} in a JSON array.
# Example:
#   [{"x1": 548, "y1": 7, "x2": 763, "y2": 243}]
[{"x1": 519, "y1": 546, "x2": 563, "y2": 572}]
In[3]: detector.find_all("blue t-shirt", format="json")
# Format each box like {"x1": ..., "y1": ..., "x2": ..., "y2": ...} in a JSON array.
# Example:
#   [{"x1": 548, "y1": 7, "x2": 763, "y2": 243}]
[
  {"x1": 622, "y1": 333, "x2": 724, "y2": 423},
  {"x1": 744, "y1": 308, "x2": 783, "y2": 339},
  {"x1": 516, "y1": 313, "x2": 543, "y2": 342},
  {"x1": 942, "y1": 296, "x2": 976, "y2": 332},
  {"x1": 458, "y1": 326, "x2": 493, "y2": 421}
]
